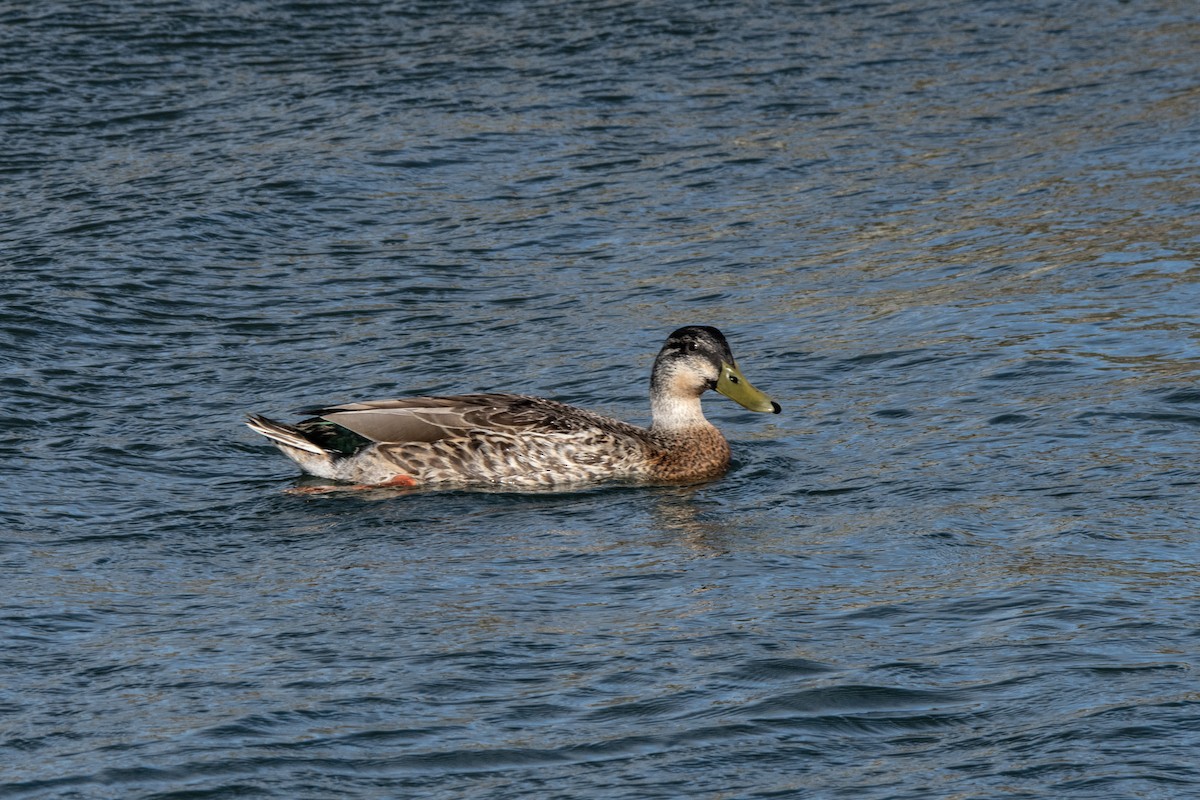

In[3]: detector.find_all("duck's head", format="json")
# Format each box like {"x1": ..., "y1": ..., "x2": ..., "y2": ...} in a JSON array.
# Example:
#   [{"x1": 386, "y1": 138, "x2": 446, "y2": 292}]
[{"x1": 651, "y1": 326, "x2": 781, "y2": 415}]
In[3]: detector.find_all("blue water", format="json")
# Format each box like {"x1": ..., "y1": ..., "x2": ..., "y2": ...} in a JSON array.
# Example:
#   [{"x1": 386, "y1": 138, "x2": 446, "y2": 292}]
[{"x1": 4, "y1": 1, "x2": 1200, "y2": 797}]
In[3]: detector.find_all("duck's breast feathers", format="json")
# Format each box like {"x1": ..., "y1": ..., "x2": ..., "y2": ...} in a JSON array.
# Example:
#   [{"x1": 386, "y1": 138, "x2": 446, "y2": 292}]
[{"x1": 300, "y1": 393, "x2": 645, "y2": 444}]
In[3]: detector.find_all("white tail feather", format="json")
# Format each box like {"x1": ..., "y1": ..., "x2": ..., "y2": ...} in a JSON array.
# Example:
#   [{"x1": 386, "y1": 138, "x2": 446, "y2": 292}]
[{"x1": 245, "y1": 415, "x2": 326, "y2": 455}]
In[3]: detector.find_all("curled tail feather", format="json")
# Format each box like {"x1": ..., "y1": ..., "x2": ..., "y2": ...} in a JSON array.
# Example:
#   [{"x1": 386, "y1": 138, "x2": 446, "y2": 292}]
[{"x1": 245, "y1": 414, "x2": 327, "y2": 456}]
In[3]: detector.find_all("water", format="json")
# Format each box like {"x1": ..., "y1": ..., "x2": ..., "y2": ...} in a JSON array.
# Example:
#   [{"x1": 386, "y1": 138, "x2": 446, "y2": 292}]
[{"x1": 3, "y1": 0, "x2": 1199, "y2": 797}]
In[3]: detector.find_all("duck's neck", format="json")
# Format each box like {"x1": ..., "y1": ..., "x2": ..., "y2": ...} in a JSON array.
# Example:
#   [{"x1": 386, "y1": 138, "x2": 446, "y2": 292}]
[
  {"x1": 648, "y1": 394, "x2": 731, "y2": 481},
  {"x1": 650, "y1": 392, "x2": 712, "y2": 433}
]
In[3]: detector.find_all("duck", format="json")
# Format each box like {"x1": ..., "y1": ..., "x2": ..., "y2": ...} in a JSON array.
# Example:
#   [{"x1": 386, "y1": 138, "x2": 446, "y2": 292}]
[{"x1": 246, "y1": 325, "x2": 780, "y2": 490}]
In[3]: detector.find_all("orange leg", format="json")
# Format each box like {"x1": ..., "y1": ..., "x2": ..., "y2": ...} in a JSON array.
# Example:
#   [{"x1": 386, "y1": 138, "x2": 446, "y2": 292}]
[{"x1": 376, "y1": 474, "x2": 419, "y2": 488}]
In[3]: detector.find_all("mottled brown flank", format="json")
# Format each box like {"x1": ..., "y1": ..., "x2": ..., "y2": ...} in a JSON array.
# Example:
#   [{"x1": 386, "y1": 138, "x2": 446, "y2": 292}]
[{"x1": 334, "y1": 418, "x2": 732, "y2": 488}]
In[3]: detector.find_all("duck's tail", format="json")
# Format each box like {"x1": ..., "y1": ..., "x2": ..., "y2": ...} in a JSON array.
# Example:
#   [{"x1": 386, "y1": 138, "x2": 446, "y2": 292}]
[
  {"x1": 246, "y1": 414, "x2": 325, "y2": 454},
  {"x1": 246, "y1": 414, "x2": 337, "y2": 477}
]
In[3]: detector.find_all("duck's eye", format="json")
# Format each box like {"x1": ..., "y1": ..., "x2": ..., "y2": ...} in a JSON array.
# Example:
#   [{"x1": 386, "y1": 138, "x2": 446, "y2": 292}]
[{"x1": 684, "y1": 341, "x2": 698, "y2": 352}]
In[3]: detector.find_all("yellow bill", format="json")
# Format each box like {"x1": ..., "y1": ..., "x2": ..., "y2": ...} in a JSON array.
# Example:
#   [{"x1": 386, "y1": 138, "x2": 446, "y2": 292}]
[{"x1": 716, "y1": 362, "x2": 781, "y2": 414}]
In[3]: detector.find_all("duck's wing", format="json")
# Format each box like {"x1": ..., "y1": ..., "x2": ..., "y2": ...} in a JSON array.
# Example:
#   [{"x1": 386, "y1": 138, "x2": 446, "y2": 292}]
[{"x1": 301, "y1": 393, "x2": 636, "y2": 444}]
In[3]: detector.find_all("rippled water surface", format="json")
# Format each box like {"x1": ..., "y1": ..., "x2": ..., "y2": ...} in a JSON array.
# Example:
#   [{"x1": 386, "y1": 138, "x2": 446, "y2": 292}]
[{"x1": 4, "y1": 1, "x2": 1200, "y2": 797}]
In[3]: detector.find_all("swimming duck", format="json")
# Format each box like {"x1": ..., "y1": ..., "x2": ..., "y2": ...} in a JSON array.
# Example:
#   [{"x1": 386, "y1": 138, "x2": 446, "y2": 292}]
[{"x1": 246, "y1": 325, "x2": 780, "y2": 490}]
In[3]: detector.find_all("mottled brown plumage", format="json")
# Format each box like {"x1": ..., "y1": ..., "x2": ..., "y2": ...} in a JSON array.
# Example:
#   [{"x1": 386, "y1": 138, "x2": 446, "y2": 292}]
[{"x1": 246, "y1": 326, "x2": 779, "y2": 490}]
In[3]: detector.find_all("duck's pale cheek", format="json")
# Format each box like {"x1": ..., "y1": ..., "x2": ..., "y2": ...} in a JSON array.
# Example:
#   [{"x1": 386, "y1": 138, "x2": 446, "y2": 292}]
[{"x1": 670, "y1": 370, "x2": 707, "y2": 397}]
